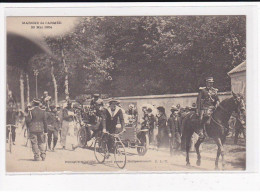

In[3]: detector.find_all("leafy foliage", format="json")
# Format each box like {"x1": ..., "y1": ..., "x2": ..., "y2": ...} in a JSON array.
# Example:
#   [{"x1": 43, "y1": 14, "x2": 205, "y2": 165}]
[{"x1": 8, "y1": 16, "x2": 246, "y2": 100}]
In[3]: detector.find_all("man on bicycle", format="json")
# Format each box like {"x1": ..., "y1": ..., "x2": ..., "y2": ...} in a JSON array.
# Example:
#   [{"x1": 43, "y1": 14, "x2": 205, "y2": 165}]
[
  {"x1": 6, "y1": 103, "x2": 17, "y2": 145},
  {"x1": 102, "y1": 99, "x2": 126, "y2": 152}
]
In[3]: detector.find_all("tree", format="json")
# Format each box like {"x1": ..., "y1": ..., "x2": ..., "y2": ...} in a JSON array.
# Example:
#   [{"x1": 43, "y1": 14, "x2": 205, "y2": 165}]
[
  {"x1": 25, "y1": 16, "x2": 246, "y2": 99},
  {"x1": 30, "y1": 54, "x2": 60, "y2": 105}
]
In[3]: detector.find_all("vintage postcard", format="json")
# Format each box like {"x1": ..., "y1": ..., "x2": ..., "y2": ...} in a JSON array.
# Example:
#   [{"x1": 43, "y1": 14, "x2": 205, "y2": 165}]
[{"x1": 6, "y1": 15, "x2": 247, "y2": 173}]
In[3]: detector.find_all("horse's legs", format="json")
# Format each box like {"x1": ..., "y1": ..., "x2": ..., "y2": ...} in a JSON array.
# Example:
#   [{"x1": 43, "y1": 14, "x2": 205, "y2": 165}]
[
  {"x1": 215, "y1": 147, "x2": 221, "y2": 170},
  {"x1": 221, "y1": 137, "x2": 226, "y2": 170},
  {"x1": 242, "y1": 127, "x2": 246, "y2": 142},
  {"x1": 186, "y1": 132, "x2": 193, "y2": 166},
  {"x1": 195, "y1": 136, "x2": 205, "y2": 166},
  {"x1": 214, "y1": 137, "x2": 224, "y2": 170}
]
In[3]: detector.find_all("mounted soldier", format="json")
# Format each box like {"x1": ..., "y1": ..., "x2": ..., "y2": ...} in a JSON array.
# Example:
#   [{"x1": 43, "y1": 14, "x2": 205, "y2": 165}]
[{"x1": 196, "y1": 77, "x2": 220, "y2": 137}]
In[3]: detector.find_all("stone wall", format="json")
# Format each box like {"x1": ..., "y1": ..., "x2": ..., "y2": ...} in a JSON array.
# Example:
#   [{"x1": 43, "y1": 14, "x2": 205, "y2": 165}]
[{"x1": 115, "y1": 92, "x2": 231, "y2": 117}]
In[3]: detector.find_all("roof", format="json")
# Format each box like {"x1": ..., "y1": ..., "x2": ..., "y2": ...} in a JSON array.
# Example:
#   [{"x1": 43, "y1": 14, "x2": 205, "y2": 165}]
[{"x1": 228, "y1": 61, "x2": 246, "y2": 75}]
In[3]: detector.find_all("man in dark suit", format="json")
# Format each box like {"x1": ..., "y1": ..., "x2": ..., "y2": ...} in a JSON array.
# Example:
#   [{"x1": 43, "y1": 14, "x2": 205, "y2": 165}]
[
  {"x1": 102, "y1": 99, "x2": 125, "y2": 134},
  {"x1": 101, "y1": 99, "x2": 125, "y2": 153},
  {"x1": 156, "y1": 106, "x2": 167, "y2": 148},
  {"x1": 46, "y1": 105, "x2": 60, "y2": 151},
  {"x1": 26, "y1": 98, "x2": 47, "y2": 161},
  {"x1": 168, "y1": 105, "x2": 181, "y2": 153}
]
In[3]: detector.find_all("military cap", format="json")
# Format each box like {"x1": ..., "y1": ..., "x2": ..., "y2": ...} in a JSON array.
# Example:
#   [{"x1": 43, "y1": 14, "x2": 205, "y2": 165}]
[
  {"x1": 206, "y1": 77, "x2": 214, "y2": 82},
  {"x1": 32, "y1": 98, "x2": 41, "y2": 104},
  {"x1": 170, "y1": 105, "x2": 178, "y2": 111},
  {"x1": 93, "y1": 94, "x2": 100, "y2": 97},
  {"x1": 49, "y1": 104, "x2": 56, "y2": 109},
  {"x1": 129, "y1": 104, "x2": 134, "y2": 108}
]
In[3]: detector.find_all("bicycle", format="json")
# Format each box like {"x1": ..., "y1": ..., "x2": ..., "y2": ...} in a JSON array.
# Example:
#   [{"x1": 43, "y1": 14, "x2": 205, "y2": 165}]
[
  {"x1": 94, "y1": 130, "x2": 126, "y2": 169},
  {"x1": 6, "y1": 124, "x2": 17, "y2": 153}
]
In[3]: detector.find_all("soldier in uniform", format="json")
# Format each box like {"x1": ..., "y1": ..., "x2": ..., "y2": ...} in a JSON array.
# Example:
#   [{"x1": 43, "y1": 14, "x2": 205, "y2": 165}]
[
  {"x1": 196, "y1": 77, "x2": 220, "y2": 137},
  {"x1": 41, "y1": 91, "x2": 52, "y2": 111},
  {"x1": 25, "y1": 98, "x2": 47, "y2": 161}
]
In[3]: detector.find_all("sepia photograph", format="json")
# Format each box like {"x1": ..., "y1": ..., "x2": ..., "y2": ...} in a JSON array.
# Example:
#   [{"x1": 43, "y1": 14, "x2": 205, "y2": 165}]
[{"x1": 6, "y1": 15, "x2": 246, "y2": 173}]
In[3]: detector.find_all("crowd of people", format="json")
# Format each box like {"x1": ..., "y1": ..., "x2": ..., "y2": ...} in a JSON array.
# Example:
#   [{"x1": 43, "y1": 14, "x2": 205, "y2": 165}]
[
  {"x1": 6, "y1": 76, "x2": 243, "y2": 161},
  {"x1": 139, "y1": 102, "x2": 198, "y2": 152}
]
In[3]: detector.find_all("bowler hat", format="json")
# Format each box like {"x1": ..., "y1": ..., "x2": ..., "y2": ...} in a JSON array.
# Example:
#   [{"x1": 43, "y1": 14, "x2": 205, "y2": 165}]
[
  {"x1": 147, "y1": 108, "x2": 153, "y2": 113},
  {"x1": 157, "y1": 106, "x2": 165, "y2": 113}
]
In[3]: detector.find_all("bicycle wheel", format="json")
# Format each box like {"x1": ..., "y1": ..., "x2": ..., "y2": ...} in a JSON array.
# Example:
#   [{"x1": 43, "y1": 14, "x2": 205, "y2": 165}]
[
  {"x1": 77, "y1": 127, "x2": 87, "y2": 148},
  {"x1": 94, "y1": 137, "x2": 107, "y2": 163},
  {"x1": 114, "y1": 141, "x2": 126, "y2": 169}
]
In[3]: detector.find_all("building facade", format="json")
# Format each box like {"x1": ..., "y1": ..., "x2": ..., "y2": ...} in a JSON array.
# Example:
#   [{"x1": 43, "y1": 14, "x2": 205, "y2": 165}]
[{"x1": 228, "y1": 61, "x2": 246, "y2": 98}]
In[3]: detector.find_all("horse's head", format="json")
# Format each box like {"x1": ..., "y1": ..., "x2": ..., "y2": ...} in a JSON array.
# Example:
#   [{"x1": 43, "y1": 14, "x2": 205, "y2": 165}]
[{"x1": 232, "y1": 92, "x2": 246, "y2": 126}]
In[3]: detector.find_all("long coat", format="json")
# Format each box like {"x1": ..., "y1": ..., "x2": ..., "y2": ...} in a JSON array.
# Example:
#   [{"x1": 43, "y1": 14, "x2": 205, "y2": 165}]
[
  {"x1": 46, "y1": 111, "x2": 60, "y2": 131},
  {"x1": 167, "y1": 114, "x2": 181, "y2": 135},
  {"x1": 26, "y1": 106, "x2": 47, "y2": 133},
  {"x1": 7, "y1": 109, "x2": 17, "y2": 125}
]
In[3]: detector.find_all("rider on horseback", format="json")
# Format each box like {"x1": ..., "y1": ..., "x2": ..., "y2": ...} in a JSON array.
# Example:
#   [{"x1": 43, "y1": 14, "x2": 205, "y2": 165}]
[{"x1": 196, "y1": 77, "x2": 220, "y2": 138}]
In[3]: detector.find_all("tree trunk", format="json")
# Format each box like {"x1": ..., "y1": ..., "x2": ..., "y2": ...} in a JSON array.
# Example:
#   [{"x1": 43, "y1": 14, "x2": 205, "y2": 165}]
[
  {"x1": 61, "y1": 48, "x2": 69, "y2": 100},
  {"x1": 26, "y1": 73, "x2": 30, "y2": 105},
  {"x1": 20, "y1": 71, "x2": 25, "y2": 111},
  {"x1": 51, "y1": 65, "x2": 58, "y2": 106}
]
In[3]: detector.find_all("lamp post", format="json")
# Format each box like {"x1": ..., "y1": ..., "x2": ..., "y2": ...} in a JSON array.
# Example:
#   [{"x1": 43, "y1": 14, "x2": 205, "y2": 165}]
[{"x1": 33, "y1": 69, "x2": 39, "y2": 98}]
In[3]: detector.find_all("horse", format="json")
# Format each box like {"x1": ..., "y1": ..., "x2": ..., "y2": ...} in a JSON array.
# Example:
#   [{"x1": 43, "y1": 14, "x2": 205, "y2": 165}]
[
  {"x1": 182, "y1": 92, "x2": 246, "y2": 170},
  {"x1": 234, "y1": 116, "x2": 246, "y2": 145}
]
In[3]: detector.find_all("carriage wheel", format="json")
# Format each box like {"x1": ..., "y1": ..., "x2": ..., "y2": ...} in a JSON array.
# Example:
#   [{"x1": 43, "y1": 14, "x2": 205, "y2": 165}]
[
  {"x1": 114, "y1": 141, "x2": 126, "y2": 169},
  {"x1": 94, "y1": 137, "x2": 107, "y2": 164},
  {"x1": 137, "y1": 133, "x2": 149, "y2": 156}
]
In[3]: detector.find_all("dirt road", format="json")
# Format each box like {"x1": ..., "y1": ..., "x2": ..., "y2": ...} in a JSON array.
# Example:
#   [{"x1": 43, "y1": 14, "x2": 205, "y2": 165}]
[{"x1": 6, "y1": 132, "x2": 245, "y2": 173}]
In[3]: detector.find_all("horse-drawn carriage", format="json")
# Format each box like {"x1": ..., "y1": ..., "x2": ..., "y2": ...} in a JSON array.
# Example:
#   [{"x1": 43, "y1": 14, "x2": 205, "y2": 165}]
[{"x1": 77, "y1": 108, "x2": 149, "y2": 156}]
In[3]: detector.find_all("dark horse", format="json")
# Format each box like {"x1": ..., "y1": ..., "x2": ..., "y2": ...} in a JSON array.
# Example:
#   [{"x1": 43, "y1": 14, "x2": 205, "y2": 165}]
[{"x1": 183, "y1": 92, "x2": 246, "y2": 170}]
